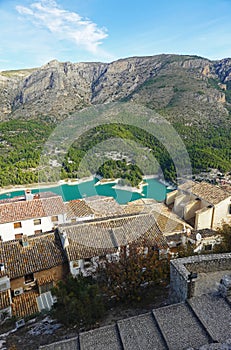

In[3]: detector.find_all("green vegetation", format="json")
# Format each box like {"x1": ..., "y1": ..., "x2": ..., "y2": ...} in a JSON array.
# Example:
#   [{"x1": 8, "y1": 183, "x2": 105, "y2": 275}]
[
  {"x1": 97, "y1": 159, "x2": 143, "y2": 187},
  {"x1": 0, "y1": 119, "x2": 55, "y2": 186},
  {"x1": 214, "y1": 224, "x2": 231, "y2": 253},
  {"x1": 0, "y1": 116, "x2": 230, "y2": 187},
  {"x1": 51, "y1": 275, "x2": 105, "y2": 327}
]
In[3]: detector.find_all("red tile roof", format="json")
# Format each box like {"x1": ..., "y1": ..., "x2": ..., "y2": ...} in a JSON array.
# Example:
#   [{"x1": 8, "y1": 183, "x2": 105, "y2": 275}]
[
  {"x1": 0, "y1": 232, "x2": 67, "y2": 279},
  {"x1": 0, "y1": 192, "x2": 65, "y2": 224}
]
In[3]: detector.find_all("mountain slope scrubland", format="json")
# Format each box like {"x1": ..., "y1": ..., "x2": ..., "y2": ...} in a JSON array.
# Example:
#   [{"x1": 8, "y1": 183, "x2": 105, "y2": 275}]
[{"x1": 0, "y1": 54, "x2": 230, "y2": 186}]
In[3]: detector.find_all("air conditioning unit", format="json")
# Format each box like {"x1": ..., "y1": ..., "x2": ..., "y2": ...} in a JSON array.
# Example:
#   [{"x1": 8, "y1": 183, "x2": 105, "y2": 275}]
[{"x1": 14, "y1": 287, "x2": 23, "y2": 296}]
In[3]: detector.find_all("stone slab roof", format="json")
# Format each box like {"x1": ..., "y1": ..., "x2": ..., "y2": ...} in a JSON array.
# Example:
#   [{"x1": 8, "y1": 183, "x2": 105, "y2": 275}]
[
  {"x1": 117, "y1": 312, "x2": 166, "y2": 350},
  {"x1": 0, "y1": 192, "x2": 65, "y2": 224},
  {"x1": 153, "y1": 302, "x2": 210, "y2": 349},
  {"x1": 0, "y1": 232, "x2": 67, "y2": 279},
  {"x1": 39, "y1": 337, "x2": 79, "y2": 350},
  {"x1": 178, "y1": 181, "x2": 231, "y2": 205},
  {"x1": 79, "y1": 325, "x2": 122, "y2": 350},
  {"x1": 189, "y1": 294, "x2": 231, "y2": 343},
  {"x1": 39, "y1": 294, "x2": 231, "y2": 350}
]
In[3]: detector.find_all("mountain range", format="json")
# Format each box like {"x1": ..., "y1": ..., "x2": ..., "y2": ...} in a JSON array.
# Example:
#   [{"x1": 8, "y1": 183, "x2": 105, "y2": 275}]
[{"x1": 1, "y1": 54, "x2": 231, "y2": 127}]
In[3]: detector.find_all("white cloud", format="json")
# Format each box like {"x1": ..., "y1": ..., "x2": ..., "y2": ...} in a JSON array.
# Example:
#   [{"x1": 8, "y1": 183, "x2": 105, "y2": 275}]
[{"x1": 16, "y1": 0, "x2": 108, "y2": 54}]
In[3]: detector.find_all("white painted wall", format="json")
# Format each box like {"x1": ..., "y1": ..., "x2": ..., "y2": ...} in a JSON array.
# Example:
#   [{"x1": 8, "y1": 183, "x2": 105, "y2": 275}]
[
  {"x1": 195, "y1": 206, "x2": 213, "y2": 230},
  {"x1": 0, "y1": 213, "x2": 66, "y2": 241},
  {"x1": 212, "y1": 197, "x2": 231, "y2": 229}
]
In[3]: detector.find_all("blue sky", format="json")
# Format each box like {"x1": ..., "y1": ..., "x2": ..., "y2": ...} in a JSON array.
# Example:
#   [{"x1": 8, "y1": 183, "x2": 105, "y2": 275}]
[{"x1": 0, "y1": 0, "x2": 231, "y2": 70}]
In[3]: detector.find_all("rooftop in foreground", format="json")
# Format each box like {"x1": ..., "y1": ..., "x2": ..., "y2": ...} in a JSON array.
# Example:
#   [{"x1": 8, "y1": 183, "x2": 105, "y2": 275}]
[{"x1": 39, "y1": 293, "x2": 231, "y2": 350}]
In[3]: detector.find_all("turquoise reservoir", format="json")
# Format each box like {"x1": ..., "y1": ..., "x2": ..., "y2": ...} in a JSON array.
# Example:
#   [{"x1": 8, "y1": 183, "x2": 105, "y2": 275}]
[{"x1": 0, "y1": 178, "x2": 172, "y2": 204}]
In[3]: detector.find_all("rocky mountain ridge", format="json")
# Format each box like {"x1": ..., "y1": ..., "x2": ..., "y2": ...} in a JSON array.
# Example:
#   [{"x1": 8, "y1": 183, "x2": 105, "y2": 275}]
[{"x1": 1, "y1": 54, "x2": 231, "y2": 125}]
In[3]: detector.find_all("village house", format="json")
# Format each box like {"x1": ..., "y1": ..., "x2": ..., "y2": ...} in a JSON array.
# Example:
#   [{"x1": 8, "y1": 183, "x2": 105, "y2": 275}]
[
  {"x1": 0, "y1": 190, "x2": 66, "y2": 241},
  {"x1": 166, "y1": 180, "x2": 231, "y2": 230},
  {"x1": 58, "y1": 212, "x2": 168, "y2": 277},
  {"x1": 65, "y1": 195, "x2": 125, "y2": 224},
  {"x1": 0, "y1": 232, "x2": 68, "y2": 319}
]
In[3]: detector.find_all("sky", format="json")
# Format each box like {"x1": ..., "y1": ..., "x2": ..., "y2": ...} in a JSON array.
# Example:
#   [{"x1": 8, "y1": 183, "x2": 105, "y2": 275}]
[{"x1": 0, "y1": 0, "x2": 231, "y2": 71}]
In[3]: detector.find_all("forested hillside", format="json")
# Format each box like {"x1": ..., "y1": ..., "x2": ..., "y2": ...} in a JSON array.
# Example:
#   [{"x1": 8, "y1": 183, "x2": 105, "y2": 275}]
[{"x1": 0, "y1": 54, "x2": 231, "y2": 187}]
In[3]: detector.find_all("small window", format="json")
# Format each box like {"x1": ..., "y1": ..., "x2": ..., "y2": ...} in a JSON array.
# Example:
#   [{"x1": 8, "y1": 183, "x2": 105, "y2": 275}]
[
  {"x1": 33, "y1": 219, "x2": 41, "y2": 225},
  {"x1": 34, "y1": 229, "x2": 42, "y2": 235},
  {"x1": 228, "y1": 204, "x2": 231, "y2": 215},
  {"x1": 51, "y1": 215, "x2": 59, "y2": 222},
  {"x1": 15, "y1": 233, "x2": 23, "y2": 240},
  {"x1": 71, "y1": 218, "x2": 76, "y2": 223},
  {"x1": 14, "y1": 222, "x2": 22, "y2": 229},
  {"x1": 204, "y1": 244, "x2": 212, "y2": 251},
  {"x1": 25, "y1": 273, "x2": 34, "y2": 284}
]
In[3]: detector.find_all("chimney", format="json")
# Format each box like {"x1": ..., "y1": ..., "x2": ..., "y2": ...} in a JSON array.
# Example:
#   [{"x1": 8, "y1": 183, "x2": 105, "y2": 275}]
[
  {"x1": 25, "y1": 189, "x2": 33, "y2": 201},
  {"x1": 186, "y1": 228, "x2": 191, "y2": 237},
  {"x1": 0, "y1": 263, "x2": 4, "y2": 272},
  {"x1": 20, "y1": 235, "x2": 29, "y2": 247},
  {"x1": 61, "y1": 230, "x2": 69, "y2": 249}
]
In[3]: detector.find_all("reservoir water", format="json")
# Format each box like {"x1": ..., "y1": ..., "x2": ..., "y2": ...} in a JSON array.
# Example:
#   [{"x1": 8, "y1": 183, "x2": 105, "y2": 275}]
[{"x1": 0, "y1": 178, "x2": 172, "y2": 204}]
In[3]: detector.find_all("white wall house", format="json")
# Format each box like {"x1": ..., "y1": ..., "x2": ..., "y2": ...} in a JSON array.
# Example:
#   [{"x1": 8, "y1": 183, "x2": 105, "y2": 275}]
[
  {"x1": 166, "y1": 181, "x2": 231, "y2": 230},
  {"x1": 0, "y1": 190, "x2": 66, "y2": 241},
  {"x1": 58, "y1": 212, "x2": 168, "y2": 278}
]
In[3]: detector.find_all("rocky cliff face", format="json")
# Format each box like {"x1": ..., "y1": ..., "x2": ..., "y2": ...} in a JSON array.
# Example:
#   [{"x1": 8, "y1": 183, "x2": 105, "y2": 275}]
[{"x1": 1, "y1": 54, "x2": 231, "y2": 125}]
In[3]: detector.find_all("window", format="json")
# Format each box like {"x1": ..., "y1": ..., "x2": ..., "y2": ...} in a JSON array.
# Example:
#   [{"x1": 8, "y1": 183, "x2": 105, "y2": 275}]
[
  {"x1": 51, "y1": 215, "x2": 58, "y2": 222},
  {"x1": 71, "y1": 218, "x2": 76, "y2": 223},
  {"x1": 33, "y1": 219, "x2": 41, "y2": 225},
  {"x1": 24, "y1": 273, "x2": 34, "y2": 284},
  {"x1": 14, "y1": 222, "x2": 22, "y2": 229},
  {"x1": 228, "y1": 204, "x2": 231, "y2": 215},
  {"x1": 204, "y1": 244, "x2": 212, "y2": 251},
  {"x1": 34, "y1": 229, "x2": 42, "y2": 235},
  {"x1": 15, "y1": 233, "x2": 23, "y2": 240}
]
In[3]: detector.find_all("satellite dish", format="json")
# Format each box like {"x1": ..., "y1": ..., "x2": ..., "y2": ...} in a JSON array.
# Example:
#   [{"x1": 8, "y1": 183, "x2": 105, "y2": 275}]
[{"x1": 196, "y1": 233, "x2": 202, "y2": 241}]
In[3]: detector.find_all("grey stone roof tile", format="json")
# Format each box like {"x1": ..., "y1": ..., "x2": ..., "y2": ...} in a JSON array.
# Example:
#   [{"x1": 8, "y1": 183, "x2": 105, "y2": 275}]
[
  {"x1": 117, "y1": 312, "x2": 167, "y2": 349},
  {"x1": 153, "y1": 302, "x2": 210, "y2": 350},
  {"x1": 79, "y1": 324, "x2": 122, "y2": 350},
  {"x1": 189, "y1": 294, "x2": 231, "y2": 343}
]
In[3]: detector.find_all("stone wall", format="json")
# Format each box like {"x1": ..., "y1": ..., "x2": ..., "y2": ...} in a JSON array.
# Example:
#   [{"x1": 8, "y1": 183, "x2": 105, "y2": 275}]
[{"x1": 170, "y1": 253, "x2": 231, "y2": 302}]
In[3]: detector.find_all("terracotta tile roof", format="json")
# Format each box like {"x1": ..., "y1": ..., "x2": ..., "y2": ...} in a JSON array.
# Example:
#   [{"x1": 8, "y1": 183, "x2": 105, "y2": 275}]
[
  {"x1": 124, "y1": 199, "x2": 190, "y2": 234},
  {"x1": 37, "y1": 275, "x2": 55, "y2": 286},
  {"x1": 65, "y1": 200, "x2": 94, "y2": 219},
  {"x1": 11, "y1": 291, "x2": 39, "y2": 318},
  {"x1": 0, "y1": 290, "x2": 11, "y2": 310},
  {"x1": 84, "y1": 196, "x2": 124, "y2": 217},
  {"x1": 0, "y1": 192, "x2": 65, "y2": 224},
  {"x1": 59, "y1": 213, "x2": 168, "y2": 261},
  {"x1": 178, "y1": 181, "x2": 231, "y2": 205},
  {"x1": 0, "y1": 232, "x2": 67, "y2": 279}
]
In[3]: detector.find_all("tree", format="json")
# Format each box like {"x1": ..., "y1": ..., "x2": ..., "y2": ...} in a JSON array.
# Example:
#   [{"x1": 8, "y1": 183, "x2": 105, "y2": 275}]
[
  {"x1": 214, "y1": 224, "x2": 231, "y2": 253},
  {"x1": 97, "y1": 245, "x2": 170, "y2": 304},
  {"x1": 51, "y1": 275, "x2": 105, "y2": 328}
]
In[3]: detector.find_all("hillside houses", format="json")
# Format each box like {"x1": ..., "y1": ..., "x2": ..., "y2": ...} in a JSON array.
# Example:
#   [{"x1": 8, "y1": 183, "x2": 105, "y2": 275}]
[
  {"x1": 0, "y1": 190, "x2": 66, "y2": 241},
  {"x1": 0, "y1": 181, "x2": 230, "y2": 320},
  {"x1": 58, "y1": 213, "x2": 168, "y2": 277},
  {"x1": 166, "y1": 180, "x2": 231, "y2": 230},
  {"x1": 0, "y1": 232, "x2": 68, "y2": 319}
]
